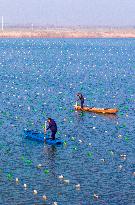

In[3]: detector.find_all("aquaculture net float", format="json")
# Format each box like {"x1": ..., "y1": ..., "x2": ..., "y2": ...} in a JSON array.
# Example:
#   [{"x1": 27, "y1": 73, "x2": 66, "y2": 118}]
[
  {"x1": 24, "y1": 130, "x2": 63, "y2": 145},
  {"x1": 74, "y1": 105, "x2": 118, "y2": 114}
]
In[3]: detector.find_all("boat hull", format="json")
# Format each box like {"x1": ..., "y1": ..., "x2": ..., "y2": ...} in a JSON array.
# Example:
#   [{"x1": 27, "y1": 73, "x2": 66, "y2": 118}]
[
  {"x1": 74, "y1": 106, "x2": 118, "y2": 114},
  {"x1": 24, "y1": 130, "x2": 63, "y2": 145}
]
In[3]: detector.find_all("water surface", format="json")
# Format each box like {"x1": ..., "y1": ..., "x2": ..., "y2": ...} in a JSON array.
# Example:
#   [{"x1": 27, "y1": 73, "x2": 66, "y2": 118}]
[{"x1": 0, "y1": 38, "x2": 135, "y2": 205}]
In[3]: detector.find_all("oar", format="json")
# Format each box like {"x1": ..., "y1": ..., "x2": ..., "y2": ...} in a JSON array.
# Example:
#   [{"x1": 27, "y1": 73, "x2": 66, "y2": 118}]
[
  {"x1": 44, "y1": 121, "x2": 47, "y2": 141},
  {"x1": 45, "y1": 121, "x2": 47, "y2": 131},
  {"x1": 75, "y1": 101, "x2": 78, "y2": 107}
]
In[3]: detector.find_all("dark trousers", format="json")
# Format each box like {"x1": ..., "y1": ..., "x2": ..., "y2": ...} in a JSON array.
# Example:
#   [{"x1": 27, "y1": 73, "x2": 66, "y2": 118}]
[
  {"x1": 51, "y1": 131, "x2": 57, "y2": 140},
  {"x1": 81, "y1": 101, "x2": 84, "y2": 109}
]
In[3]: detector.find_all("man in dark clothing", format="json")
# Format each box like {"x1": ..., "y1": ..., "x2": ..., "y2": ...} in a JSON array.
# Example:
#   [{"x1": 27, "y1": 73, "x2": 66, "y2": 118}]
[
  {"x1": 44, "y1": 118, "x2": 57, "y2": 140},
  {"x1": 77, "y1": 93, "x2": 84, "y2": 109}
]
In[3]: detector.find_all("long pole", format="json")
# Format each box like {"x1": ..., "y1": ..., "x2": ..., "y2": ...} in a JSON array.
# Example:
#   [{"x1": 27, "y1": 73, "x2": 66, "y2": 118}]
[
  {"x1": 45, "y1": 121, "x2": 47, "y2": 130},
  {"x1": 44, "y1": 121, "x2": 47, "y2": 140},
  {"x1": 2, "y1": 16, "x2": 3, "y2": 31}
]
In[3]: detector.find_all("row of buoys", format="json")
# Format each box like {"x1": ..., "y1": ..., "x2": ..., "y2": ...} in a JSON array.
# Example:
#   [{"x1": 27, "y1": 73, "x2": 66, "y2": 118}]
[
  {"x1": 58, "y1": 174, "x2": 99, "y2": 201},
  {"x1": 15, "y1": 177, "x2": 56, "y2": 203},
  {"x1": 58, "y1": 175, "x2": 80, "y2": 190},
  {"x1": 13, "y1": 173, "x2": 83, "y2": 204}
]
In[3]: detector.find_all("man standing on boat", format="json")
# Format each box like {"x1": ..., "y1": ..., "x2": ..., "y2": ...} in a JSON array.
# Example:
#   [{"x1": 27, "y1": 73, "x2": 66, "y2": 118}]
[
  {"x1": 76, "y1": 93, "x2": 84, "y2": 109},
  {"x1": 44, "y1": 118, "x2": 57, "y2": 140}
]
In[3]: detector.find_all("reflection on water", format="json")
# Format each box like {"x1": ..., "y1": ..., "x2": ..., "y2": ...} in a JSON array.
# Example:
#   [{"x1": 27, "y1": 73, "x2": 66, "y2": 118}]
[{"x1": 44, "y1": 145, "x2": 57, "y2": 176}]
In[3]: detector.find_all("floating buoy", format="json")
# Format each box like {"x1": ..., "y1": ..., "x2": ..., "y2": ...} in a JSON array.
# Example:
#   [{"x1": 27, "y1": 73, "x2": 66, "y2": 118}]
[
  {"x1": 16, "y1": 178, "x2": 19, "y2": 183},
  {"x1": 132, "y1": 172, "x2": 135, "y2": 176},
  {"x1": 64, "y1": 179, "x2": 70, "y2": 184},
  {"x1": 58, "y1": 175, "x2": 64, "y2": 179},
  {"x1": 7, "y1": 173, "x2": 13, "y2": 181},
  {"x1": 42, "y1": 195, "x2": 47, "y2": 201},
  {"x1": 33, "y1": 190, "x2": 38, "y2": 195},
  {"x1": 79, "y1": 140, "x2": 82, "y2": 143},
  {"x1": 120, "y1": 154, "x2": 126, "y2": 160},
  {"x1": 28, "y1": 106, "x2": 30, "y2": 111},
  {"x1": 94, "y1": 193, "x2": 99, "y2": 199},
  {"x1": 110, "y1": 151, "x2": 114, "y2": 155},
  {"x1": 125, "y1": 137, "x2": 129, "y2": 141},
  {"x1": 44, "y1": 169, "x2": 49, "y2": 174},
  {"x1": 88, "y1": 152, "x2": 92, "y2": 157},
  {"x1": 24, "y1": 184, "x2": 27, "y2": 188},
  {"x1": 75, "y1": 184, "x2": 80, "y2": 189},
  {"x1": 73, "y1": 147, "x2": 77, "y2": 151},
  {"x1": 64, "y1": 141, "x2": 67, "y2": 146},
  {"x1": 25, "y1": 159, "x2": 32, "y2": 165},
  {"x1": 37, "y1": 164, "x2": 42, "y2": 169},
  {"x1": 118, "y1": 135, "x2": 122, "y2": 138},
  {"x1": 53, "y1": 202, "x2": 58, "y2": 205},
  {"x1": 71, "y1": 137, "x2": 75, "y2": 141}
]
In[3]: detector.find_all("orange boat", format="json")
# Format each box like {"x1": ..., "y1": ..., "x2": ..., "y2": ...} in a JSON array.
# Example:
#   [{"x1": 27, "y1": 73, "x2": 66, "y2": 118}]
[{"x1": 74, "y1": 105, "x2": 118, "y2": 114}]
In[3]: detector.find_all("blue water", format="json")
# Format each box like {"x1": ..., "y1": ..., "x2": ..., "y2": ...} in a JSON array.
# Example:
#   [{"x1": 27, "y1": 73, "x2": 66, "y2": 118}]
[{"x1": 0, "y1": 38, "x2": 135, "y2": 205}]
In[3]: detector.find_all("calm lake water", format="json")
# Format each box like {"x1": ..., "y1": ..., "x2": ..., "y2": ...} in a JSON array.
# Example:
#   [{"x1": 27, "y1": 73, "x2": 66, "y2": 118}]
[{"x1": 0, "y1": 38, "x2": 135, "y2": 205}]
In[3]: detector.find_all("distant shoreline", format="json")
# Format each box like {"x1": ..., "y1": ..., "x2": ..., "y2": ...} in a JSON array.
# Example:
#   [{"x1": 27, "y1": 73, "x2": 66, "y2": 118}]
[{"x1": 0, "y1": 28, "x2": 135, "y2": 38}]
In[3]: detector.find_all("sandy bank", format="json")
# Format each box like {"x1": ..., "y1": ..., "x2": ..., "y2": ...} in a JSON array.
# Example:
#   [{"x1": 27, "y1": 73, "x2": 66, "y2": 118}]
[{"x1": 0, "y1": 28, "x2": 135, "y2": 38}]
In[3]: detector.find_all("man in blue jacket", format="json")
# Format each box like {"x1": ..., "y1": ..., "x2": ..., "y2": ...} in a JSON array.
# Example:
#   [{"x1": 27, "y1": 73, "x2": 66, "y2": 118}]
[
  {"x1": 77, "y1": 93, "x2": 84, "y2": 109},
  {"x1": 44, "y1": 118, "x2": 57, "y2": 140}
]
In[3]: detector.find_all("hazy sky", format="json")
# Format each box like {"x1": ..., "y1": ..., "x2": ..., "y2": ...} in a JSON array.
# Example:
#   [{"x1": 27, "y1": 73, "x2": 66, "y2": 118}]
[{"x1": 0, "y1": 0, "x2": 135, "y2": 27}]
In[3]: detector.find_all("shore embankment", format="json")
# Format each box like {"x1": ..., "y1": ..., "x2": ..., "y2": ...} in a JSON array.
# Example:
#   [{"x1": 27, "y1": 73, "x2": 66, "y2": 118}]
[{"x1": 0, "y1": 28, "x2": 135, "y2": 38}]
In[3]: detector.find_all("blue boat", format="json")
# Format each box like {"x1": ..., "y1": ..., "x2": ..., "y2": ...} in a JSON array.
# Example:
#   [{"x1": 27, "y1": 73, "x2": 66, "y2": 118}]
[{"x1": 24, "y1": 130, "x2": 63, "y2": 145}]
